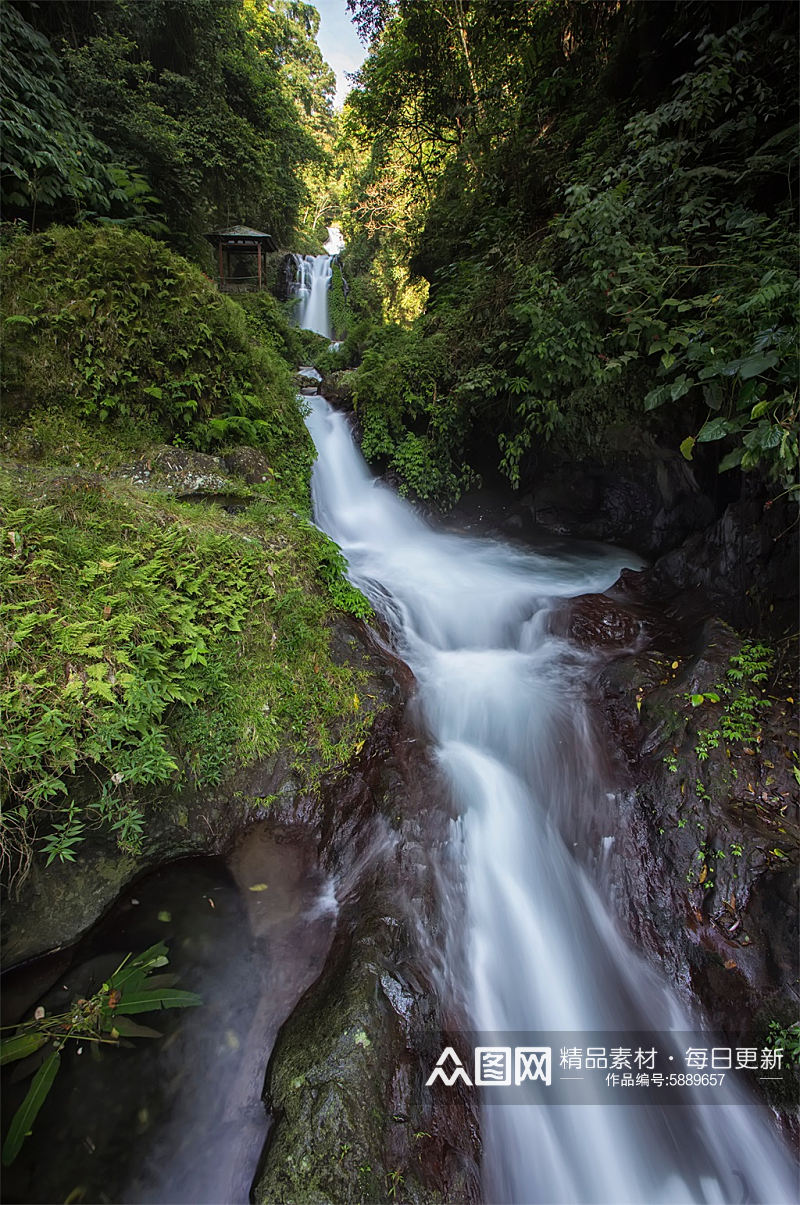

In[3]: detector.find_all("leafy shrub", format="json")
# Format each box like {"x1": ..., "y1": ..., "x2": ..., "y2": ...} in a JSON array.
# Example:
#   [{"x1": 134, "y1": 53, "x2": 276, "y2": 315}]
[
  {"x1": 352, "y1": 324, "x2": 474, "y2": 504},
  {"x1": 0, "y1": 5, "x2": 160, "y2": 229},
  {"x1": 0, "y1": 470, "x2": 373, "y2": 888},
  {"x1": 2, "y1": 226, "x2": 312, "y2": 499}
]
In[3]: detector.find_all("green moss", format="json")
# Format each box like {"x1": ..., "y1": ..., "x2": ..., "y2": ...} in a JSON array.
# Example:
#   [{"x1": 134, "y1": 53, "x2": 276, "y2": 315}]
[
  {"x1": 328, "y1": 259, "x2": 349, "y2": 341},
  {"x1": 0, "y1": 461, "x2": 373, "y2": 878},
  {"x1": 2, "y1": 226, "x2": 311, "y2": 502},
  {"x1": 0, "y1": 227, "x2": 380, "y2": 885}
]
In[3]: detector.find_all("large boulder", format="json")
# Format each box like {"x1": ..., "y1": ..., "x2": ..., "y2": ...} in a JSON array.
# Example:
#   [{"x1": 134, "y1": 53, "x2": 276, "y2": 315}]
[
  {"x1": 320, "y1": 370, "x2": 356, "y2": 408},
  {"x1": 224, "y1": 445, "x2": 272, "y2": 484}
]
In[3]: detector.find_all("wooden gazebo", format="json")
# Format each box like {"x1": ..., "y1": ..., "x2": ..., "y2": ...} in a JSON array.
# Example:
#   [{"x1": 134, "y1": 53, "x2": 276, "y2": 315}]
[{"x1": 205, "y1": 225, "x2": 277, "y2": 291}]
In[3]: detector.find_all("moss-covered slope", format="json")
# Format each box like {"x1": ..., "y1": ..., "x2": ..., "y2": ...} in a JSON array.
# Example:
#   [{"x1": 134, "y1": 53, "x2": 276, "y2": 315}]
[{"x1": 0, "y1": 227, "x2": 373, "y2": 894}]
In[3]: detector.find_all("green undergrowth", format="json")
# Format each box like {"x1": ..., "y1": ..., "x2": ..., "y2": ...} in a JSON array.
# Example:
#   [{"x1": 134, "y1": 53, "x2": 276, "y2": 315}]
[
  {"x1": 0, "y1": 225, "x2": 377, "y2": 890},
  {"x1": 236, "y1": 289, "x2": 330, "y2": 373},
  {"x1": 0, "y1": 462, "x2": 374, "y2": 887},
  {"x1": 2, "y1": 226, "x2": 312, "y2": 503}
]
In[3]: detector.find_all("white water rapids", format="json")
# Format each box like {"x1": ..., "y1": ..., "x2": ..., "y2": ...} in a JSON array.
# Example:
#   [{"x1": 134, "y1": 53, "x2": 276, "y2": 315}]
[
  {"x1": 304, "y1": 395, "x2": 796, "y2": 1205},
  {"x1": 292, "y1": 253, "x2": 333, "y2": 338}
]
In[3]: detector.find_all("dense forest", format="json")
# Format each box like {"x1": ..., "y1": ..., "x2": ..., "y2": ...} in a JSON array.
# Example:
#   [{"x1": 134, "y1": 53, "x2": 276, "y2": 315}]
[{"x1": 1, "y1": 1, "x2": 798, "y2": 1203}]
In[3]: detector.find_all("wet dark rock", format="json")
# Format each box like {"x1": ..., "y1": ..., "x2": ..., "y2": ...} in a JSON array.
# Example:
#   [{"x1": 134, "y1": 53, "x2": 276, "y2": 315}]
[
  {"x1": 224, "y1": 445, "x2": 272, "y2": 484},
  {"x1": 1, "y1": 618, "x2": 403, "y2": 968},
  {"x1": 552, "y1": 592, "x2": 649, "y2": 649},
  {"x1": 0, "y1": 784, "x2": 253, "y2": 966},
  {"x1": 591, "y1": 610, "x2": 799, "y2": 1042},
  {"x1": 253, "y1": 704, "x2": 480, "y2": 1204},
  {"x1": 514, "y1": 435, "x2": 715, "y2": 556},
  {"x1": 643, "y1": 484, "x2": 799, "y2": 634},
  {"x1": 297, "y1": 366, "x2": 323, "y2": 390},
  {"x1": 320, "y1": 369, "x2": 356, "y2": 409}
]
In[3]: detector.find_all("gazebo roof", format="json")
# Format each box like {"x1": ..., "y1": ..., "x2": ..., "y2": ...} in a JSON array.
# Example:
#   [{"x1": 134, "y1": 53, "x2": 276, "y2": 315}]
[{"x1": 205, "y1": 225, "x2": 277, "y2": 249}]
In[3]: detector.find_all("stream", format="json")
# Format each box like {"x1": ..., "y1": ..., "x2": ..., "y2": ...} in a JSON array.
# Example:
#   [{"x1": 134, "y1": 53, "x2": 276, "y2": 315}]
[
  {"x1": 3, "y1": 257, "x2": 795, "y2": 1205},
  {"x1": 302, "y1": 386, "x2": 797, "y2": 1205},
  {"x1": 1, "y1": 828, "x2": 337, "y2": 1205}
]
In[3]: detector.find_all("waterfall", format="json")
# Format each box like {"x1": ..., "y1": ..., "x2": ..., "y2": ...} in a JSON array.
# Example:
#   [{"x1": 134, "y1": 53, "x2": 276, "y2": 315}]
[
  {"x1": 292, "y1": 253, "x2": 333, "y2": 338},
  {"x1": 303, "y1": 395, "x2": 796, "y2": 1205}
]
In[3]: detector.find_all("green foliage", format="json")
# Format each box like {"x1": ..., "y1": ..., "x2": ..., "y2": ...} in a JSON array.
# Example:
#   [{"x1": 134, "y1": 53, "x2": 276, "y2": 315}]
[
  {"x1": 555, "y1": 10, "x2": 799, "y2": 487},
  {"x1": 2, "y1": 226, "x2": 310, "y2": 495},
  {"x1": 767, "y1": 1021, "x2": 800, "y2": 1068},
  {"x1": 312, "y1": 532, "x2": 374, "y2": 621},
  {"x1": 0, "y1": 942, "x2": 199, "y2": 1165},
  {"x1": 0, "y1": 5, "x2": 161, "y2": 231},
  {"x1": 237, "y1": 288, "x2": 329, "y2": 370},
  {"x1": 338, "y1": 2, "x2": 797, "y2": 501},
  {"x1": 12, "y1": 0, "x2": 325, "y2": 248},
  {"x1": 0, "y1": 465, "x2": 373, "y2": 885},
  {"x1": 352, "y1": 324, "x2": 475, "y2": 504},
  {"x1": 691, "y1": 643, "x2": 773, "y2": 763}
]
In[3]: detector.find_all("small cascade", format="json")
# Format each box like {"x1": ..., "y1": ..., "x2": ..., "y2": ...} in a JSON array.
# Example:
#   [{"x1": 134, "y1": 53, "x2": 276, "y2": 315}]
[
  {"x1": 296, "y1": 254, "x2": 333, "y2": 338},
  {"x1": 303, "y1": 395, "x2": 797, "y2": 1205},
  {"x1": 288, "y1": 228, "x2": 343, "y2": 340}
]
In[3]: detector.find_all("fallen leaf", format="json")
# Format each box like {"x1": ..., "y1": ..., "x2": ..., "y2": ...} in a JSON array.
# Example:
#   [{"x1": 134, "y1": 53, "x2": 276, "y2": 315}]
[
  {"x1": 157, "y1": 910, "x2": 172, "y2": 923},
  {"x1": 671, "y1": 661, "x2": 679, "y2": 670},
  {"x1": 249, "y1": 883, "x2": 269, "y2": 892},
  {"x1": 724, "y1": 960, "x2": 737, "y2": 970},
  {"x1": 103, "y1": 605, "x2": 112, "y2": 619}
]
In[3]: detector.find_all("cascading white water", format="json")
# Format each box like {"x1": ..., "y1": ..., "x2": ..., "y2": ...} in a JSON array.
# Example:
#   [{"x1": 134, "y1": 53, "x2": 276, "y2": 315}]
[
  {"x1": 295, "y1": 253, "x2": 333, "y2": 338},
  {"x1": 303, "y1": 395, "x2": 796, "y2": 1205}
]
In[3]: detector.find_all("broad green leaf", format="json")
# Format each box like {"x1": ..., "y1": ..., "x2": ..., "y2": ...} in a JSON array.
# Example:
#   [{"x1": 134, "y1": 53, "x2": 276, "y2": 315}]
[
  {"x1": 114, "y1": 988, "x2": 203, "y2": 1015},
  {"x1": 697, "y1": 418, "x2": 733, "y2": 442},
  {"x1": 718, "y1": 447, "x2": 744, "y2": 473},
  {"x1": 0, "y1": 1033, "x2": 47, "y2": 1066},
  {"x1": 137, "y1": 974, "x2": 179, "y2": 991},
  {"x1": 110, "y1": 942, "x2": 169, "y2": 991},
  {"x1": 679, "y1": 436, "x2": 695, "y2": 461},
  {"x1": 670, "y1": 375, "x2": 691, "y2": 403},
  {"x1": 702, "y1": 381, "x2": 723, "y2": 410},
  {"x1": 739, "y1": 352, "x2": 779, "y2": 380},
  {"x1": 750, "y1": 399, "x2": 774, "y2": 420},
  {"x1": 2, "y1": 1049, "x2": 61, "y2": 1166}
]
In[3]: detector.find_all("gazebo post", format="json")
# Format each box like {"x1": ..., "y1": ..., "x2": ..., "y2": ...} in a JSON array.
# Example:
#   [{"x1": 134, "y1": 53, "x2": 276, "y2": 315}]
[{"x1": 206, "y1": 227, "x2": 276, "y2": 291}]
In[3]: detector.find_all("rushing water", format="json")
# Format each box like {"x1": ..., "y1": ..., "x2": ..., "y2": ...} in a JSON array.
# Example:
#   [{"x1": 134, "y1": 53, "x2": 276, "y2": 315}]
[
  {"x1": 303, "y1": 394, "x2": 797, "y2": 1205},
  {"x1": 1, "y1": 830, "x2": 337, "y2": 1205},
  {"x1": 292, "y1": 253, "x2": 333, "y2": 338}
]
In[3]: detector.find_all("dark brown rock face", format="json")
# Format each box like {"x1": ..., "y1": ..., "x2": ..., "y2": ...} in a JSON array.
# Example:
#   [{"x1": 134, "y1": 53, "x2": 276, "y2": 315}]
[
  {"x1": 586, "y1": 588, "x2": 799, "y2": 1049},
  {"x1": 253, "y1": 699, "x2": 481, "y2": 1205},
  {"x1": 320, "y1": 370, "x2": 357, "y2": 409}
]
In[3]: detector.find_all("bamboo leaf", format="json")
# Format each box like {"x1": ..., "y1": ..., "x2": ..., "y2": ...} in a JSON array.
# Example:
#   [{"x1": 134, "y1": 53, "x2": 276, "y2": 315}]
[
  {"x1": 0, "y1": 1032, "x2": 47, "y2": 1066},
  {"x1": 114, "y1": 988, "x2": 203, "y2": 1015},
  {"x1": 2, "y1": 1050, "x2": 61, "y2": 1165}
]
